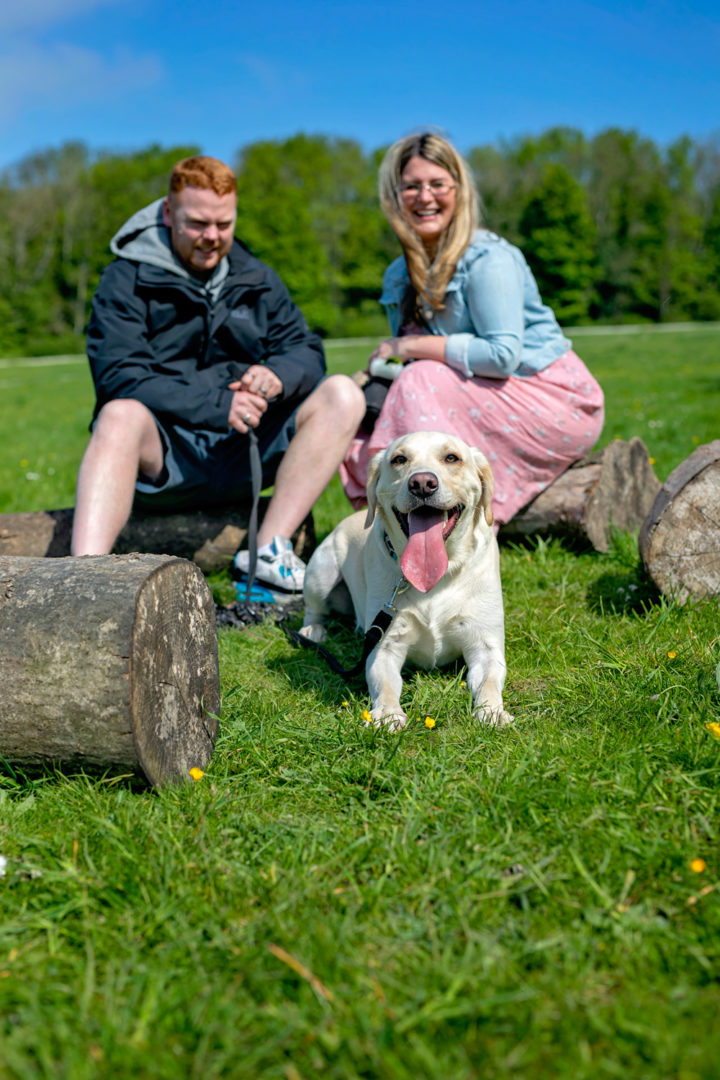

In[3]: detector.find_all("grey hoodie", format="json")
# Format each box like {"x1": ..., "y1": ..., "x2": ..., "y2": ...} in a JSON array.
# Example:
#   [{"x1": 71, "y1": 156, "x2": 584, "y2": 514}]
[{"x1": 110, "y1": 197, "x2": 229, "y2": 303}]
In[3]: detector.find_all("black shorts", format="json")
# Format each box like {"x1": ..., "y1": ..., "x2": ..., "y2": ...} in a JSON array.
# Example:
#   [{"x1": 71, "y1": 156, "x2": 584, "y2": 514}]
[{"x1": 133, "y1": 402, "x2": 298, "y2": 511}]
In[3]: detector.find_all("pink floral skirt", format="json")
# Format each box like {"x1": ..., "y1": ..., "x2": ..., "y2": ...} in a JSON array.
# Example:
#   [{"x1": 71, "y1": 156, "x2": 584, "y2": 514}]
[{"x1": 340, "y1": 349, "x2": 604, "y2": 526}]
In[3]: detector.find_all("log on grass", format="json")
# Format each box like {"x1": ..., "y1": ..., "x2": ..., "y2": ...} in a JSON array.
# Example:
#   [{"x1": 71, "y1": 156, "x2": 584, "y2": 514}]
[
  {"x1": 639, "y1": 440, "x2": 720, "y2": 601},
  {"x1": 0, "y1": 502, "x2": 315, "y2": 572},
  {"x1": 500, "y1": 437, "x2": 661, "y2": 552},
  {"x1": 0, "y1": 554, "x2": 220, "y2": 786}
]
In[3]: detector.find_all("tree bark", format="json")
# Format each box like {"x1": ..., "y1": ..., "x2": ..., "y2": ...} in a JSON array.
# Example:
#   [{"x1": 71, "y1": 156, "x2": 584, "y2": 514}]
[
  {"x1": 639, "y1": 440, "x2": 720, "y2": 601},
  {"x1": 0, "y1": 502, "x2": 315, "y2": 573},
  {"x1": 0, "y1": 554, "x2": 220, "y2": 786},
  {"x1": 500, "y1": 437, "x2": 661, "y2": 551}
]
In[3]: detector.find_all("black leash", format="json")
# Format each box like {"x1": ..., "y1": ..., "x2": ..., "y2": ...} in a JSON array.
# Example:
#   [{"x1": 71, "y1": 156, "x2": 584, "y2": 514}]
[
  {"x1": 243, "y1": 429, "x2": 262, "y2": 606},
  {"x1": 228, "y1": 427, "x2": 411, "y2": 681},
  {"x1": 279, "y1": 576, "x2": 410, "y2": 680}
]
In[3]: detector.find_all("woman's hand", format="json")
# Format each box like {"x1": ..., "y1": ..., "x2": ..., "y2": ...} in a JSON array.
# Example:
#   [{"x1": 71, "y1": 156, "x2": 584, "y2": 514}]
[
  {"x1": 368, "y1": 335, "x2": 447, "y2": 367},
  {"x1": 368, "y1": 338, "x2": 402, "y2": 364}
]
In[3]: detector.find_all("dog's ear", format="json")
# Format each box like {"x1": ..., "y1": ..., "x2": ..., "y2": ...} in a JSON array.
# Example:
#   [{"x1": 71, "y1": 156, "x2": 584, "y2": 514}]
[
  {"x1": 364, "y1": 450, "x2": 384, "y2": 527},
  {"x1": 473, "y1": 449, "x2": 495, "y2": 527}
]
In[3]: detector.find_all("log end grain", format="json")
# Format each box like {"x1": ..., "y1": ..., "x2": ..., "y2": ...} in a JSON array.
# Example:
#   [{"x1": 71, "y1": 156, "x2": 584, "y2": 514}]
[
  {"x1": 130, "y1": 559, "x2": 220, "y2": 786},
  {"x1": 639, "y1": 440, "x2": 720, "y2": 601}
]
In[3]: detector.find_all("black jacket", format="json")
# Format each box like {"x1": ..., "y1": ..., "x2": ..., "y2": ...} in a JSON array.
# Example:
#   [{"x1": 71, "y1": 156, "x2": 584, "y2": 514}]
[{"x1": 87, "y1": 240, "x2": 326, "y2": 431}]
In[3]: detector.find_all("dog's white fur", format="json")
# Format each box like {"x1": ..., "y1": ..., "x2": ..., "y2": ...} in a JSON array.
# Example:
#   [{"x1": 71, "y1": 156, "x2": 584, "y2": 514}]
[{"x1": 301, "y1": 431, "x2": 512, "y2": 730}]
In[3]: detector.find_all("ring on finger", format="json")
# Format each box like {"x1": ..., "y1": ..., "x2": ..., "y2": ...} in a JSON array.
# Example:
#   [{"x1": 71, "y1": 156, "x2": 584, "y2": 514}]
[{"x1": 243, "y1": 412, "x2": 252, "y2": 423}]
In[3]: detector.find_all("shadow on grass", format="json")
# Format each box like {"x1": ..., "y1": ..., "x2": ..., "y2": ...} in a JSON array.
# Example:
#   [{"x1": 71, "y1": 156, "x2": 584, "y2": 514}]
[
  {"x1": 585, "y1": 527, "x2": 664, "y2": 615},
  {"x1": 0, "y1": 755, "x2": 149, "y2": 795},
  {"x1": 586, "y1": 565, "x2": 660, "y2": 615},
  {"x1": 265, "y1": 609, "x2": 470, "y2": 714}
]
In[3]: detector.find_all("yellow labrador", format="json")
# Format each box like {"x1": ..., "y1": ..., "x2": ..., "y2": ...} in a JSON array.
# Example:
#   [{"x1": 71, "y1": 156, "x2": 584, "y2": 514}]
[{"x1": 301, "y1": 431, "x2": 512, "y2": 730}]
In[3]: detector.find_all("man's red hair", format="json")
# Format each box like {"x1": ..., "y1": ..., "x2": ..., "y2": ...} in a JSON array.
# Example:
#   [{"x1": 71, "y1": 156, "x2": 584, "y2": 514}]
[{"x1": 168, "y1": 156, "x2": 237, "y2": 198}]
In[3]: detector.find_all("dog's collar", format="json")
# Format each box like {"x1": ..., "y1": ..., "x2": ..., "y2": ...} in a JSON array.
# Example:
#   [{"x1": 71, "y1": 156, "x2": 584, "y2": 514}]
[{"x1": 383, "y1": 531, "x2": 398, "y2": 562}]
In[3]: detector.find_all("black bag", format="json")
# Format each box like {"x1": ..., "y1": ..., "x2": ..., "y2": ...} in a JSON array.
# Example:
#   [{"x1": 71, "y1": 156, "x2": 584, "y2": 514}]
[{"x1": 359, "y1": 375, "x2": 393, "y2": 434}]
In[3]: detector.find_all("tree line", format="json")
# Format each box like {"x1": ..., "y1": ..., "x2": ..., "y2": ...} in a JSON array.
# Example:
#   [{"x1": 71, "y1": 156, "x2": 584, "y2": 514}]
[{"x1": 1, "y1": 127, "x2": 719, "y2": 356}]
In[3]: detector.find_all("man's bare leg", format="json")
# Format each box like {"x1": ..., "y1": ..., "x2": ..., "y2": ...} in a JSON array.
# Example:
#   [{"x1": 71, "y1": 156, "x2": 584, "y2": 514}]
[
  {"x1": 257, "y1": 375, "x2": 365, "y2": 545},
  {"x1": 71, "y1": 399, "x2": 164, "y2": 556}
]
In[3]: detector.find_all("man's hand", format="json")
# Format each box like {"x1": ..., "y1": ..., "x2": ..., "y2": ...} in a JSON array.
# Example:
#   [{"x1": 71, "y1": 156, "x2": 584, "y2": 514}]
[
  {"x1": 238, "y1": 364, "x2": 283, "y2": 400},
  {"x1": 228, "y1": 365, "x2": 284, "y2": 433},
  {"x1": 227, "y1": 387, "x2": 267, "y2": 433}
]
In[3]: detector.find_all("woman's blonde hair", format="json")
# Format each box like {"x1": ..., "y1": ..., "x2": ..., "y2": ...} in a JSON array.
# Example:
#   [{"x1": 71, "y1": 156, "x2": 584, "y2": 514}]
[{"x1": 378, "y1": 132, "x2": 480, "y2": 315}]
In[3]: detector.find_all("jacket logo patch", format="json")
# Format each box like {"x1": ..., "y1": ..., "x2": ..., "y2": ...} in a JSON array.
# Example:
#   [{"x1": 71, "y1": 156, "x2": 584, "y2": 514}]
[{"x1": 231, "y1": 307, "x2": 250, "y2": 320}]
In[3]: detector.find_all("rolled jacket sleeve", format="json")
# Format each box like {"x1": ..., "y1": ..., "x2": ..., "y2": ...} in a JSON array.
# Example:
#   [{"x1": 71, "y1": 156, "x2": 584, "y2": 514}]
[{"x1": 442, "y1": 246, "x2": 525, "y2": 379}]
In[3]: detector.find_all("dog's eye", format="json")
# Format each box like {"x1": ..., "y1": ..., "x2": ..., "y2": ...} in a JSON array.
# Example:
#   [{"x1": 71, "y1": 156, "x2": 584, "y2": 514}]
[
  {"x1": 390, "y1": 454, "x2": 407, "y2": 465},
  {"x1": 444, "y1": 454, "x2": 461, "y2": 463}
]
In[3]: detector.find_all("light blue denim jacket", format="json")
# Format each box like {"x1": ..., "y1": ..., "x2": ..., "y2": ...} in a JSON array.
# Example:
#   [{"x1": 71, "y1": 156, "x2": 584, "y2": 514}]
[{"x1": 380, "y1": 229, "x2": 571, "y2": 378}]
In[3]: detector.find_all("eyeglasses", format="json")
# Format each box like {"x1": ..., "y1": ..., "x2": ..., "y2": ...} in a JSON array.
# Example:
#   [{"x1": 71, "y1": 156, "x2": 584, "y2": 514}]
[{"x1": 398, "y1": 180, "x2": 456, "y2": 199}]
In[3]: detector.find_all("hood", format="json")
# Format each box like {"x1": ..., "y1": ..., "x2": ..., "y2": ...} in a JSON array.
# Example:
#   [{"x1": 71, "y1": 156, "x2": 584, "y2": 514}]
[{"x1": 109, "y1": 197, "x2": 229, "y2": 297}]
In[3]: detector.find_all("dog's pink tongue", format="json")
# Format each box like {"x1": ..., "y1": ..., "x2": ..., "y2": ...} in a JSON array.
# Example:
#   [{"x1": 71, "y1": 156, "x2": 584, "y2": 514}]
[{"x1": 400, "y1": 510, "x2": 448, "y2": 593}]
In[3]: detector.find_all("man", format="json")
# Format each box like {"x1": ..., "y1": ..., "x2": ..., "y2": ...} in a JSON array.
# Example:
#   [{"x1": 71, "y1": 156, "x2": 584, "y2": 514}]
[{"x1": 72, "y1": 156, "x2": 365, "y2": 593}]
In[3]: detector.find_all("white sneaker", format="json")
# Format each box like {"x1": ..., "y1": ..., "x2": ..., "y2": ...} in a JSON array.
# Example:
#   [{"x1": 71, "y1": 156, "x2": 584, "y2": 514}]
[{"x1": 233, "y1": 535, "x2": 306, "y2": 593}]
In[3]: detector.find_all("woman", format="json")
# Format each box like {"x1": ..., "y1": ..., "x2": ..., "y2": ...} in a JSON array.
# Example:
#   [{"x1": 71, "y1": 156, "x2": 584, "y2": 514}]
[{"x1": 340, "y1": 133, "x2": 604, "y2": 525}]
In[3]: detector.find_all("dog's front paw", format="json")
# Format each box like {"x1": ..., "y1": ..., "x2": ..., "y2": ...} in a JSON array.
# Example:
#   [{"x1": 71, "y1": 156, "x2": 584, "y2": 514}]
[
  {"x1": 475, "y1": 707, "x2": 514, "y2": 728},
  {"x1": 371, "y1": 707, "x2": 408, "y2": 733},
  {"x1": 299, "y1": 623, "x2": 327, "y2": 644}
]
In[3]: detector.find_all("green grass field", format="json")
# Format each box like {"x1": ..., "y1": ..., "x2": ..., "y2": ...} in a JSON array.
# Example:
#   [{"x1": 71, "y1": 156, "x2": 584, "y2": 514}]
[{"x1": 1, "y1": 329, "x2": 719, "y2": 1079}]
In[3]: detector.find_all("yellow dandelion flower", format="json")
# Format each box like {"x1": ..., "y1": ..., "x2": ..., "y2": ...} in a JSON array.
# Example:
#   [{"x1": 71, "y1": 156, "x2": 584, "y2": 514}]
[
  {"x1": 649, "y1": 457, "x2": 656, "y2": 465},
  {"x1": 188, "y1": 767, "x2": 204, "y2": 781},
  {"x1": 20, "y1": 459, "x2": 28, "y2": 468},
  {"x1": 460, "y1": 681, "x2": 467, "y2": 689},
  {"x1": 341, "y1": 701, "x2": 349, "y2": 708},
  {"x1": 424, "y1": 716, "x2": 436, "y2": 729},
  {"x1": 361, "y1": 709, "x2": 373, "y2": 725},
  {"x1": 690, "y1": 858, "x2": 706, "y2": 874},
  {"x1": 705, "y1": 722, "x2": 720, "y2": 738},
  {"x1": 667, "y1": 651, "x2": 677, "y2": 659}
]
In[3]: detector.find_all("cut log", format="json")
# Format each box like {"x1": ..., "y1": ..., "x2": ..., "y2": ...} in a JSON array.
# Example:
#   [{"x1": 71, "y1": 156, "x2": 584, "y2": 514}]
[
  {"x1": 639, "y1": 440, "x2": 720, "y2": 601},
  {"x1": 0, "y1": 502, "x2": 315, "y2": 572},
  {"x1": 500, "y1": 437, "x2": 661, "y2": 551},
  {"x1": 0, "y1": 554, "x2": 220, "y2": 786}
]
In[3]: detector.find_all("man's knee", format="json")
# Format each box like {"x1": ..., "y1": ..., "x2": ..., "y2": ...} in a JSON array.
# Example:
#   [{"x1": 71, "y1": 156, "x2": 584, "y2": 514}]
[
  {"x1": 301, "y1": 374, "x2": 365, "y2": 426},
  {"x1": 88, "y1": 399, "x2": 163, "y2": 475},
  {"x1": 94, "y1": 398, "x2": 156, "y2": 438}
]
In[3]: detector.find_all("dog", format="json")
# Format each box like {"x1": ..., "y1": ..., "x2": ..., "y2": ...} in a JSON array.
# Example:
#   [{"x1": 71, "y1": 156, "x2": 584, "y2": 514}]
[{"x1": 301, "y1": 431, "x2": 512, "y2": 730}]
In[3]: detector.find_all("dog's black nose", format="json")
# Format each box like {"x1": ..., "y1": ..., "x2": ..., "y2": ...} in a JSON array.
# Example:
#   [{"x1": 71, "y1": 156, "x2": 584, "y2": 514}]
[{"x1": 408, "y1": 471, "x2": 439, "y2": 499}]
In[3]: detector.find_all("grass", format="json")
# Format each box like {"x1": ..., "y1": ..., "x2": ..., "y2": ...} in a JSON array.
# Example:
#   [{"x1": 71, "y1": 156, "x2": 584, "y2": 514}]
[{"x1": 1, "y1": 329, "x2": 720, "y2": 1078}]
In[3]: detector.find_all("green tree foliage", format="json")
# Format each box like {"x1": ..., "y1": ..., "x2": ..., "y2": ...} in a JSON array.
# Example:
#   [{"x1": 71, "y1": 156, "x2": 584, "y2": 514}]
[
  {"x1": 518, "y1": 164, "x2": 597, "y2": 324},
  {"x1": 1, "y1": 127, "x2": 719, "y2": 355},
  {"x1": 234, "y1": 134, "x2": 395, "y2": 335}
]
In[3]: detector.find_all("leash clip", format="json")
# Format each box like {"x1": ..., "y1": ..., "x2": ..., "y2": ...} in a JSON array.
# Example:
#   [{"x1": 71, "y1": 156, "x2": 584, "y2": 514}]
[{"x1": 383, "y1": 576, "x2": 410, "y2": 617}]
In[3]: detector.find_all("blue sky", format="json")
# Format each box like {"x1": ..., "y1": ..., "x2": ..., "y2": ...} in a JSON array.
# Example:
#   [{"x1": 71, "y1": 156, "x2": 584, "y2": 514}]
[{"x1": 1, "y1": 0, "x2": 717, "y2": 173}]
